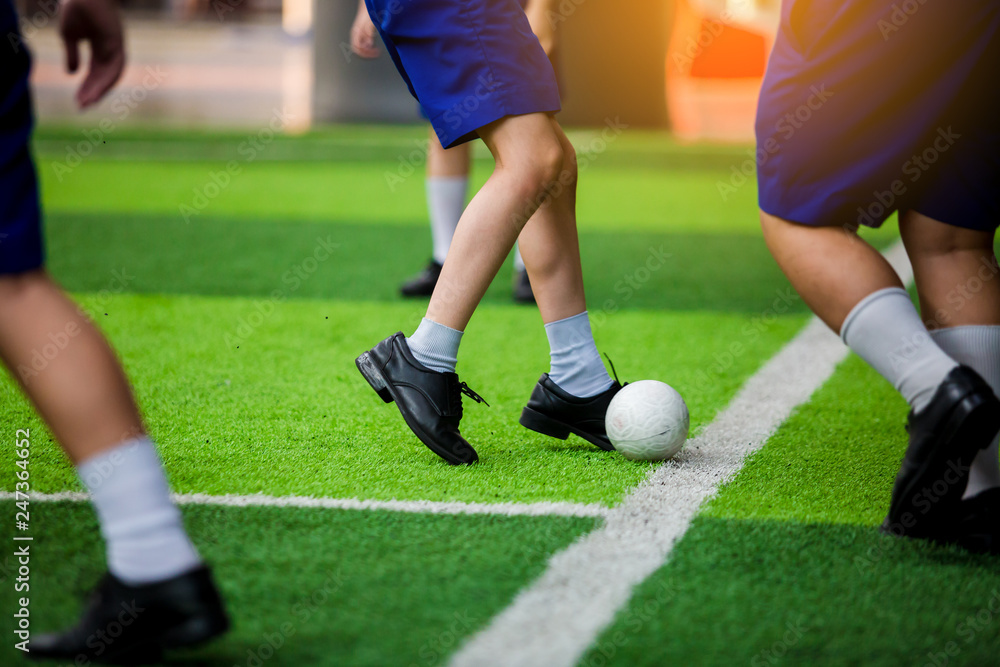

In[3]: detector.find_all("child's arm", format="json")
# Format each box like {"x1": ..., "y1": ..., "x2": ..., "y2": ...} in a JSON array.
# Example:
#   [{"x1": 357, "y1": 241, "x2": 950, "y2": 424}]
[
  {"x1": 524, "y1": 0, "x2": 559, "y2": 56},
  {"x1": 350, "y1": 0, "x2": 380, "y2": 59},
  {"x1": 59, "y1": 0, "x2": 125, "y2": 108}
]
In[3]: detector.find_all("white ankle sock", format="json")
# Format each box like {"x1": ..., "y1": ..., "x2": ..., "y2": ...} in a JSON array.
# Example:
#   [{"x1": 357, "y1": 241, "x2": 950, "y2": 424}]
[
  {"x1": 930, "y1": 325, "x2": 1000, "y2": 498},
  {"x1": 840, "y1": 287, "x2": 958, "y2": 413},
  {"x1": 78, "y1": 437, "x2": 202, "y2": 585},
  {"x1": 545, "y1": 311, "x2": 613, "y2": 398},
  {"x1": 406, "y1": 317, "x2": 463, "y2": 374},
  {"x1": 427, "y1": 176, "x2": 467, "y2": 265}
]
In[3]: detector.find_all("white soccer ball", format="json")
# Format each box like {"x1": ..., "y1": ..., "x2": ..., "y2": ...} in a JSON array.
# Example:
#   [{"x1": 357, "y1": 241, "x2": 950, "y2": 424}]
[{"x1": 605, "y1": 380, "x2": 689, "y2": 461}]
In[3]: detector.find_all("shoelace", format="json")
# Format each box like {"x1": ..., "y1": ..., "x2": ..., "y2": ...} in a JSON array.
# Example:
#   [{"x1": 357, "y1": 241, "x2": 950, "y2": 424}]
[
  {"x1": 458, "y1": 382, "x2": 489, "y2": 407},
  {"x1": 448, "y1": 380, "x2": 489, "y2": 416},
  {"x1": 604, "y1": 353, "x2": 626, "y2": 387}
]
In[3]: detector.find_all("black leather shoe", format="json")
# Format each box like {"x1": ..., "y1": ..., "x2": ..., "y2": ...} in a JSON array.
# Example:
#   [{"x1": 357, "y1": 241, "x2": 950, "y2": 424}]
[
  {"x1": 356, "y1": 332, "x2": 487, "y2": 464},
  {"x1": 882, "y1": 366, "x2": 1000, "y2": 541},
  {"x1": 954, "y1": 487, "x2": 1000, "y2": 554},
  {"x1": 29, "y1": 566, "x2": 229, "y2": 664},
  {"x1": 520, "y1": 374, "x2": 623, "y2": 451},
  {"x1": 512, "y1": 269, "x2": 535, "y2": 304},
  {"x1": 400, "y1": 260, "x2": 442, "y2": 297}
]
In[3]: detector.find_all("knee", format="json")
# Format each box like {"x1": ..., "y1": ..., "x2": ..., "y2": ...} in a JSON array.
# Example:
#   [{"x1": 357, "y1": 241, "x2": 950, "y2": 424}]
[
  {"x1": 508, "y1": 141, "x2": 573, "y2": 210},
  {"x1": 529, "y1": 138, "x2": 568, "y2": 192}
]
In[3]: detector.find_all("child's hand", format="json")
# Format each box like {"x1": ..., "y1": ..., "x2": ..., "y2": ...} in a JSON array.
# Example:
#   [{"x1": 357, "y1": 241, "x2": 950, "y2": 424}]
[
  {"x1": 59, "y1": 0, "x2": 126, "y2": 109},
  {"x1": 350, "y1": 0, "x2": 380, "y2": 59}
]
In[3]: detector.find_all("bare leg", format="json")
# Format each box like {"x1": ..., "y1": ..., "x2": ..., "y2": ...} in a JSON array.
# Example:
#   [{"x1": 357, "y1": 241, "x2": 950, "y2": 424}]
[
  {"x1": 0, "y1": 270, "x2": 143, "y2": 463},
  {"x1": 900, "y1": 211, "x2": 1000, "y2": 497},
  {"x1": 426, "y1": 113, "x2": 568, "y2": 330},
  {"x1": 516, "y1": 118, "x2": 586, "y2": 323},
  {"x1": 427, "y1": 126, "x2": 470, "y2": 177},
  {"x1": 759, "y1": 211, "x2": 904, "y2": 332},
  {"x1": 899, "y1": 211, "x2": 1000, "y2": 330}
]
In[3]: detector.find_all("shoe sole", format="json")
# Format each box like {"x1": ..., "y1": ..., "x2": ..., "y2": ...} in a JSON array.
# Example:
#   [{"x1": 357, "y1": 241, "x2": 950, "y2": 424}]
[
  {"x1": 519, "y1": 406, "x2": 615, "y2": 452},
  {"x1": 884, "y1": 391, "x2": 1000, "y2": 538},
  {"x1": 355, "y1": 352, "x2": 477, "y2": 465},
  {"x1": 159, "y1": 609, "x2": 231, "y2": 651},
  {"x1": 356, "y1": 352, "x2": 393, "y2": 403},
  {"x1": 29, "y1": 611, "x2": 230, "y2": 665}
]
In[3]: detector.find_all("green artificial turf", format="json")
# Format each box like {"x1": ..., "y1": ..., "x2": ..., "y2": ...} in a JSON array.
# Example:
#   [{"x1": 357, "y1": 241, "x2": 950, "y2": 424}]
[
  {"x1": 35, "y1": 158, "x2": 768, "y2": 234},
  {"x1": 584, "y1": 517, "x2": 1000, "y2": 667},
  {"x1": 32, "y1": 125, "x2": 904, "y2": 241},
  {"x1": 703, "y1": 354, "x2": 907, "y2": 526},
  {"x1": 585, "y1": 349, "x2": 1000, "y2": 666},
  {"x1": 0, "y1": 295, "x2": 805, "y2": 505},
  {"x1": 4, "y1": 123, "x2": 977, "y2": 667},
  {"x1": 44, "y1": 212, "x2": 810, "y2": 314},
  {"x1": 0, "y1": 502, "x2": 596, "y2": 666}
]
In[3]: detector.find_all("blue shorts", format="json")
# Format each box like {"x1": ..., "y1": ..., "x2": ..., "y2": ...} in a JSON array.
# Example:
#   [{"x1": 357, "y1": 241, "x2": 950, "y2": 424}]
[
  {"x1": 756, "y1": 1, "x2": 1000, "y2": 231},
  {"x1": 1, "y1": 0, "x2": 43, "y2": 275},
  {"x1": 366, "y1": 0, "x2": 561, "y2": 148}
]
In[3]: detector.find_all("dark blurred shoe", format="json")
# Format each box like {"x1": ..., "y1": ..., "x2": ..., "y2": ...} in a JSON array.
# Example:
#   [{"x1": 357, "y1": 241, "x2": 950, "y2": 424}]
[
  {"x1": 954, "y1": 487, "x2": 1000, "y2": 554},
  {"x1": 400, "y1": 260, "x2": 442, "y2": 297},
  {"x1": 513, "y1": 269, "x2": 535, "y2": 304},
  {"x1": 356, "y1": 332, "x2": 486, "y2": 464},
  {"x1": 29, "y1": 566, "x2": 229, "y2": 664},
  {"x1": 882, "y1": 366, "x2": 1000, "y2": 541},
  {"x1": 520, "y1": 373, "x2": 623, "y2": 451}
]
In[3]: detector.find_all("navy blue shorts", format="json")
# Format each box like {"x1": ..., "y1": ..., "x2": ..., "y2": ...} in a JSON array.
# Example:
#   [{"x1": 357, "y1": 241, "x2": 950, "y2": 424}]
[
  {"x1": 756, "y1": 1, "x2": 1000, "y2": 231},
  {"x1": 1, "y1": 0, "x2": 43, "y2": 275},
  {"x1": 365, "y1": 0, "x2": 561, "y2": 149}
]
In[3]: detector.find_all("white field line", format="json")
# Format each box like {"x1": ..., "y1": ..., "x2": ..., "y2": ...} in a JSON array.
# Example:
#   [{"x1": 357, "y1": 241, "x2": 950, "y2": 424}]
[
  {"x1": 0, "y1": 241, "x2": 912, "y2": 666},
  {"x1": 0, "y1": 490, "x2": 610, "y2": 519},
  {"x1": 448, "y1": 243, "x2": 912, "y2": 667}
]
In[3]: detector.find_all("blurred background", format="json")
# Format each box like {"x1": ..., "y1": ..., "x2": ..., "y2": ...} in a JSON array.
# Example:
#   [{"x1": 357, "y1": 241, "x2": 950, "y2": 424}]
[{"x1": 18, "y1": 0, "x2": 780, "y2": 141}]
